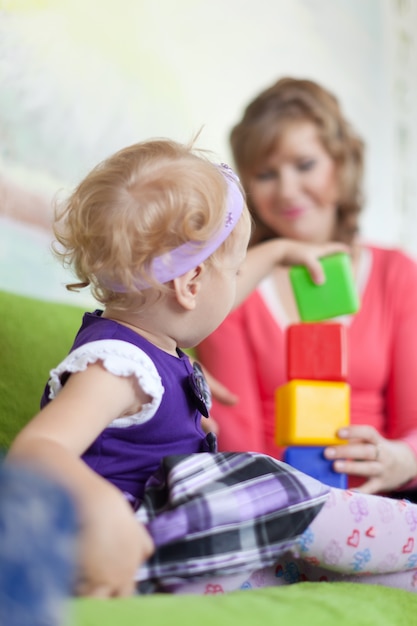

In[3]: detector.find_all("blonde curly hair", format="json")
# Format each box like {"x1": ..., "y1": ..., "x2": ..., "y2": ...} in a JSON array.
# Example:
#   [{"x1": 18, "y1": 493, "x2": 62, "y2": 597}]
[{"x1": 53, "y1": 139, "x2": 249, "y2": 311}]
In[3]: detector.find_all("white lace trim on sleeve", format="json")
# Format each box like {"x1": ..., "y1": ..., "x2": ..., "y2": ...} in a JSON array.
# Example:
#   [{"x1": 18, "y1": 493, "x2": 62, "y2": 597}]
[{"x1": 47, "y1": 339, "x2": 165, "y2": 427}]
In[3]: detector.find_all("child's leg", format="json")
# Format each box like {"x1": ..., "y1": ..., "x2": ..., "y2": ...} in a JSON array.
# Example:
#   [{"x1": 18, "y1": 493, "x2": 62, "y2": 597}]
[
  {"x1": 151, "y1": 567, "x2": 293, "y2": 595},
  {"x1": 157, "y1": 571, "x2": 263, "y2": 595},
  {"x1": 287, "y1": 487, "x2": 417, "y2": 582},
  {"x1": 254, "y1": 556, "x2": 417, "y2": 592}
]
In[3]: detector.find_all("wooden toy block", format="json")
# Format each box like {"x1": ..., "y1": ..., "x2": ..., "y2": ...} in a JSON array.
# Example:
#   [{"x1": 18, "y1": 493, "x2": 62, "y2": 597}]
[
  {"x1": 284, "y1": 446, "x2": 348, "y2": 488},
  {"x1": 275, "y1": 380, "x2": 350, "y2": 446},
  {"x1": 286, "y1": 322, "x2": 348, "y2": 381},
  {"x1": 289, "y1": 252, "x2": 359, "y2": 322}
]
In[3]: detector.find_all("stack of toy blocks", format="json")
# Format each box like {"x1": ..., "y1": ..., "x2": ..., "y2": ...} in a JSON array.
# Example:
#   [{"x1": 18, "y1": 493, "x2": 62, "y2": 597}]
[{"x1": 275, "y1": 253, "x2": 360, "y2": 488}]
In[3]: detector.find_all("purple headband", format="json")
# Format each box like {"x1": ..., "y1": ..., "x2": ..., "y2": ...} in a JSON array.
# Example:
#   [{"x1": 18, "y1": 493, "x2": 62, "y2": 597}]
[{"x1": 105, "y1": 163, "x2": 245, "y2": 292}]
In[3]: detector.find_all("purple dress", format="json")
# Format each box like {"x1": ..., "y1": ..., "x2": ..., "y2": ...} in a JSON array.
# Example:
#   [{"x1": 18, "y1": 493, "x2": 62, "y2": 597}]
[
  {"x1": 41, "y1": 310, "x2": 214, "y2": 503},
  {"x1": 41, "y1": 310, "x2": 329, "y2": 592}
]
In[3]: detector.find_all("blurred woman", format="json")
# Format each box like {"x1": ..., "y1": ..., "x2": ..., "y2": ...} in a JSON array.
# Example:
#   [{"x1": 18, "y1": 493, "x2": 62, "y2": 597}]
[{"x1": 197, "y1": 77, "x2": 417, "y2": 497}]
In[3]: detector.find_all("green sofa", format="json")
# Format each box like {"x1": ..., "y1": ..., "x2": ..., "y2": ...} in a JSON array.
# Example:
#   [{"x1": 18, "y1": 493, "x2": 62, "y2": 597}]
[{"x1": 2, "y1": 287, "x2": 417, "y2": 625}]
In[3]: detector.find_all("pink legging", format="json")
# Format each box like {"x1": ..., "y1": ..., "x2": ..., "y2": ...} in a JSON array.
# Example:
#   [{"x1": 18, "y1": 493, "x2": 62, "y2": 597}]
[{"x1": 170, "y1": 488, "x2": 417, "y2": 595}]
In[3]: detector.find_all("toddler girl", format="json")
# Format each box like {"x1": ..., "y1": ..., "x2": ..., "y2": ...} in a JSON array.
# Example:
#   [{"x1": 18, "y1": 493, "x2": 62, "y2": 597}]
[{"x1": 7, "y1": 139, "x2": 417, "y2": 597}]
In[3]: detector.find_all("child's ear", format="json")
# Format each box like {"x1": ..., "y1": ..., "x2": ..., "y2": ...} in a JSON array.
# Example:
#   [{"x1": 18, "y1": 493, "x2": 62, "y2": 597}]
[{"x1": 173, "y1": 264, "x2": 205, "y2": 310}]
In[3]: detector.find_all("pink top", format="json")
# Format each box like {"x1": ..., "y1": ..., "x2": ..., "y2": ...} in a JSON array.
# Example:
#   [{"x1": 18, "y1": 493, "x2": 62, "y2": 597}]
[{"x1": 197, "y1": 245, "x2": 417, "y2": 488}]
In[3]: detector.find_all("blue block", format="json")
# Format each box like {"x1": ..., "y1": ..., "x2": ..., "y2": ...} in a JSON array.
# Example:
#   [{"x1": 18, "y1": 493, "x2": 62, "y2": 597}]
[{"x1": 284, "y1": 446, "x2": 347, "y2": 488}]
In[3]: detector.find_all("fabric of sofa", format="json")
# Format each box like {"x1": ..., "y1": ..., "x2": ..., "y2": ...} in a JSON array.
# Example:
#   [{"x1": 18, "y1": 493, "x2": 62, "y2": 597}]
[{"x1": 2, "y1": 287, "x2": 417, "y2": 625}]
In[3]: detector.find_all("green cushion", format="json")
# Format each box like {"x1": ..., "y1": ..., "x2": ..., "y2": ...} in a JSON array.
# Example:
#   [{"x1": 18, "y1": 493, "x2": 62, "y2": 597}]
[
  {"x1": 0, "y1": 289, "x2": 85, "y2": 450},
  {"x1": 1, "y1": 288, "x2": 417, "y2": 625},
  {"x1": 74, "y1": 582, "x2": 417, "y2": 626}
]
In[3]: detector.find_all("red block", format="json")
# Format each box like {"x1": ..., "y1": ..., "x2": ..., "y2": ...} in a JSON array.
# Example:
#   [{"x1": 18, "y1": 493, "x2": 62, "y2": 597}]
[{"x1": 286, "y1": 323, "x2": 348, "y2": 381}]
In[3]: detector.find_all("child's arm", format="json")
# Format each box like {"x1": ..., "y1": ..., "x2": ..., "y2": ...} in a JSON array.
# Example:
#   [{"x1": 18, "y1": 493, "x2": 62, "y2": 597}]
[
  {"x1": 235, "y1": 239, "x2": 349, "y2": 308},
  {"x1": 7, "y1": 364, "x2": 155, "y2": 596}
]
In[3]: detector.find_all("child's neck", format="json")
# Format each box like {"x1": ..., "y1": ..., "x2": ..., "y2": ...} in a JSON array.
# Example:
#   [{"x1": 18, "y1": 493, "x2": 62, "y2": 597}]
[{"x1": 102, "y1": 308, "x2": 179, "y2": 356}]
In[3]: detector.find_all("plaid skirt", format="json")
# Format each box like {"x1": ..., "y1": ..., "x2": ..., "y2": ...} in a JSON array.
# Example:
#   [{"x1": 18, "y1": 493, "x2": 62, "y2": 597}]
[{"x1": 135, "y1": 452, "x2": 329, "y2": 592}]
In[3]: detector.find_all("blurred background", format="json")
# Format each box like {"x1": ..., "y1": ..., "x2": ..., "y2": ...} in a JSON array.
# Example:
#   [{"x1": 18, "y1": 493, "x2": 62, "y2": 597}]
[{"x1": 0, "y1": 0, "x2": 416, "y2": 305}]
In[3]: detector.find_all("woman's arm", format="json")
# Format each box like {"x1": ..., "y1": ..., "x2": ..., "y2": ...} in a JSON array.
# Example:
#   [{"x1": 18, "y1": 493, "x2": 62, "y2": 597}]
[{"x1": 235, "y1": 239, "x2": 348, "y2": 308}]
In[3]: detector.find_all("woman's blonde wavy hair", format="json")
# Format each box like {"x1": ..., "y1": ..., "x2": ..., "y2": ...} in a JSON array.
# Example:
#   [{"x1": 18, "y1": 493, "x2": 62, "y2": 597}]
[
  {"x1": 230, "y1": 77, "x2": 364, "y2": 245},
  {"x1": 53, "y1": 139, "x2": 248, "y2": 311}
]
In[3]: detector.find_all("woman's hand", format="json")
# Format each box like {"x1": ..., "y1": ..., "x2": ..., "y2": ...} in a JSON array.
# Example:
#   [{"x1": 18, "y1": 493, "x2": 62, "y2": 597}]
[
  {"x1": 202, "y1": 365, "x2": 238, "y2": 407},
  {"x1": 277, "y1": 240, "x2": 350, "y2": 285},
  {"x1": 198, "y1": 364, "x2": 237, "y2": 434},
  {"x1": 234, "y1": 239, "x2": 349, "y2": 308},
  {"x1": 188, "y1": 356, "x2": 238, "y2": 408},
  {"x1": 324, "y1": 425, "x2": 417, "y2": 494}
]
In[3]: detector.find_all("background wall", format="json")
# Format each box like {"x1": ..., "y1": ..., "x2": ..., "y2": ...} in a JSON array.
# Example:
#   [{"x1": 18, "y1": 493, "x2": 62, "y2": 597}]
[{"x1": 0, "y1": 0, "x2": 416, "y2": 305}]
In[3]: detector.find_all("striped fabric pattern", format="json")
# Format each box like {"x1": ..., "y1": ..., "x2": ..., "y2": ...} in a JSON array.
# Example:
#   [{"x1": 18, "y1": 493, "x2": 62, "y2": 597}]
[{"x1": 135, "y1": 452, "x2": 329, "y2": 591}]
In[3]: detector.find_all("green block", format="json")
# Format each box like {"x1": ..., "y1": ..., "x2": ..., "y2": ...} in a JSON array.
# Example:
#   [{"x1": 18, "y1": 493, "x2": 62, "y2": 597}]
[{"x1": 289, "y1": 252, "x2": 359, "y2": 322}]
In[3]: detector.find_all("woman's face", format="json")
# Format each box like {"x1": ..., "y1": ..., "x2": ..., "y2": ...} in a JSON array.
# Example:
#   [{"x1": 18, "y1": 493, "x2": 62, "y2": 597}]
[{"x1": 247, "y1": 121, "x2": 339, "y2": 244}]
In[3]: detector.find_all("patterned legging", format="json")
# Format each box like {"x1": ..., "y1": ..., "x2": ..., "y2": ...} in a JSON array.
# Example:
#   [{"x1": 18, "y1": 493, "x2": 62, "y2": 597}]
[{"x1": 171, "y1": 487, "x2": 417, "y2": 594}]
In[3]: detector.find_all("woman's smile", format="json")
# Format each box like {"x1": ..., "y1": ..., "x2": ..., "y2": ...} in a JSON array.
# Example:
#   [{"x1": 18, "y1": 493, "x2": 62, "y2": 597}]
[{"x1": 280, "y1": 205, "x2": 308, "y2": 220}]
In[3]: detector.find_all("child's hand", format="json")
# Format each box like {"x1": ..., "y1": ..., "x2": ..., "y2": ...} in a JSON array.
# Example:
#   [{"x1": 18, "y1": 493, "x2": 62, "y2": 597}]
[
  {"x1": 76, "y1": 480, "x2": 154, "y2": 597},
  {"x1": 278, "y1": 240, "x2": 350, "y2": 284}
]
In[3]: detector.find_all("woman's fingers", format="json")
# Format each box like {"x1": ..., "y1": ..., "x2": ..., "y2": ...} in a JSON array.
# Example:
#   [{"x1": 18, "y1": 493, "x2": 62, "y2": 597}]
[
  {"x1": 324, "y1": 432, "x2": 417, "y2": 493},
  {"x1": 324, "y1": 441, "x2": 381, "y2": 463}
]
